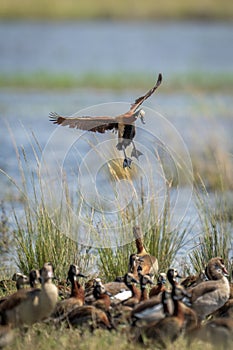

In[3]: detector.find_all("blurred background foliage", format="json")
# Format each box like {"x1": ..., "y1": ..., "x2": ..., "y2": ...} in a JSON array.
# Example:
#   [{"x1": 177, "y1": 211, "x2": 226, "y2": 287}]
[{"x1": 0, "y1": 0, "x2": 233, "y2": 21}]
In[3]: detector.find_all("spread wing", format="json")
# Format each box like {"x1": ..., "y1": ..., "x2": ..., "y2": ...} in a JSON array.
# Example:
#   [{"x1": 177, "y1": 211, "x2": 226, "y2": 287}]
[
  {"x1": 49, "y1": 112, "x2": 118, "y2": 133},
  {"x1": 130, "y1": 73, "x2": 162, "y2": 113}
]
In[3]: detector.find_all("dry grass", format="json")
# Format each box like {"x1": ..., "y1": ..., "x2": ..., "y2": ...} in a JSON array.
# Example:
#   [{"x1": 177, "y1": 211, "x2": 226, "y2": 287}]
[
  {"x1": 1, "y1": 322, "x2": 226, "y2": 350},
  {"x1": 191, "y1": 144, "x2": 233, "y2": 191}
]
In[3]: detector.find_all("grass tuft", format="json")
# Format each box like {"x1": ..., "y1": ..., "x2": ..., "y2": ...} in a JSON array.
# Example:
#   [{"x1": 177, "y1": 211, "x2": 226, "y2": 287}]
[
  {"x1": 189, "y1": 186, "x2": 233, "y2": 276},
  {"x1": 0, "y1": 128, "x2": 192, "y2": 281}
]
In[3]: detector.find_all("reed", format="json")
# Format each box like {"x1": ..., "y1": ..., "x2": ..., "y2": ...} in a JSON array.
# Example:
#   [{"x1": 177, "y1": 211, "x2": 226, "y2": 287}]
[
  {"x1": 0, "y1": 201, "x2": 12, "y2": 264},
  {"x1": 189, "y1": 185, "x2": 233, "y2": 275},
  {"x1": 0, "y1": 130, "x2": 93, "y2": 279},
  {"x1": 0, "y1": 129, "x2": 190, "y2": 281},
  {"x1": 97, "y1": 188, "x2": 191, "y2": 281},
  {"x1": 191, "y1": 142, "x2": 233, "y2": 191}
]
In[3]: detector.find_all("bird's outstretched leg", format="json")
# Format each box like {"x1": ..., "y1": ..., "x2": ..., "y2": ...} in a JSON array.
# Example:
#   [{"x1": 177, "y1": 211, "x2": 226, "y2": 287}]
[
  {"x1": 122, "y1": 145, "x2": 132, "y2": 169},
  {"x1": 131, "y1": 141, "x2": 143, "y2": 160}
]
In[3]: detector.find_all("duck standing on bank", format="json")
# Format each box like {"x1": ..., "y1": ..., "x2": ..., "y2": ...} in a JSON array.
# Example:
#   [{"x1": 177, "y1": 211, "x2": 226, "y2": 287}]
[{"x1": 51, "y1": 264, "x2": 86, "y2": 318}]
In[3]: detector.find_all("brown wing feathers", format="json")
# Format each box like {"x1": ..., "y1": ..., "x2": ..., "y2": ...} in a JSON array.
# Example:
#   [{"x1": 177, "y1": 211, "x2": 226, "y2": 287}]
[
  {"x1": 49, "y1": 73, "x2": 162, "y2": 132},
  {"x1": 130, "y1": 73, "x2": 162, "y2": 113},
  {"x1": 49, "y1": 112, "x2": 118, "y2": 133}
]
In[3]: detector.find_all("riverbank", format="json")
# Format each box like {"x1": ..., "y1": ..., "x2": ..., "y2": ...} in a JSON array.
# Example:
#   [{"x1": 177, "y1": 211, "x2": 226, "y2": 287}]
[{"x1": 1, "y1": 71, "x2": 233, "y2": 92}]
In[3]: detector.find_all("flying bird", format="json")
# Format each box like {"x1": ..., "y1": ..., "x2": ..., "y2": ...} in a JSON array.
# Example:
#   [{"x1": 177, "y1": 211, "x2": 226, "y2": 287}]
[{"x1": 49, "y1": 73, "x2": 162, "y2": 168}]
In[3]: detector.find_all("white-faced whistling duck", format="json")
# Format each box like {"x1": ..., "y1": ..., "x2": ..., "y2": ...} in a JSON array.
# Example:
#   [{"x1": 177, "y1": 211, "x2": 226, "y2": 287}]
[
  {"x1": 139, "y1": 273, "x2": 154, "y2": 302},
  {"x1": 65, "y1": 305, "x2": 113, "y2": 331},
  {"x1": 85, "y1": 278, "x2": 129, "y2": 304},
  {"x1": 110, "y1": 273, "x2": 140, "y2": 309},
  {"x1": 131, "y1": 269, "x2": 180, "y2": 327},
  {"x1": 52, "y1": 264, "x2": 86, "y2": 318},
  {"x1": 135, "y1": 268, "x2": 189, "y2": 347},
  {"x1": 49, "y1": 74, "x2": 162, "y2": 169},
  {"x1": 149, "y1": 272, "x2": 167, "y2": 298},
  {"x1": 12, "y1": 273, "x2": 29, "y2": 290},
  {"x1": 128, "y1": 253, "x2": 141, "y2": 279},
  {"x1": 122, "y1": 273, "x2": 140, "y2": 308},
  {"x1": 28, "y1": 269, "x2": 40, "y2": 289},
  {"x1": 92, "y1": 278, "x2": 112, "y2": 312}
]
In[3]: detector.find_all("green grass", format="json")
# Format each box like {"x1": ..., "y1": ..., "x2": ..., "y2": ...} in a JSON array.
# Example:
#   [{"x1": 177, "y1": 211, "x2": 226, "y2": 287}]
[
  {"x1": 0, "y1": 0, "x2": 233, "y2": 20},
  {"x1": 191, "y1": 143, "x2": 233, "y2": 191},
  {"x1": 0, "y1": 129, "x2": 192, "y2": 282},
  {"x1": 189, "y1": 185, "x2": 233, "y2": 275},
  {"x1": 97, "y1": 193, "x2": 190, "y2": 281},
  {"x1": 1, "y1": 71, "x2": 233, "y2": 92},
  {"x1": 1, "y1": 324, "x2": 220, "y2": 350}
]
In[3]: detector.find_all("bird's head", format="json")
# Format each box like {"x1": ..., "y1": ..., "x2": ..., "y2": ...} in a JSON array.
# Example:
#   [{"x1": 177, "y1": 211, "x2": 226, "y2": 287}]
[{"x1": 135, "y1": 109, "x2": 145, "y2": 124}]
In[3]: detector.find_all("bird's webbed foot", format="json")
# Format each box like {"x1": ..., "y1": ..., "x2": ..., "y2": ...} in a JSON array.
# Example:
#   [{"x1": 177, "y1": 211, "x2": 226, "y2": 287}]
[
  {"x1": 131, "y1": 148, "x2": 143, "y2": 160},
  {"x1": 123, "y1": 157, "x2": 132, "y2": 169}
]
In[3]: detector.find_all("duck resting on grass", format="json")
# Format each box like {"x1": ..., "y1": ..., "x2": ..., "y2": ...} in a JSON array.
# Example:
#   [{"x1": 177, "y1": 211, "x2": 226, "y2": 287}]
[{"x1": 49, "y1": 73, "x2": 162, "y2": 168}]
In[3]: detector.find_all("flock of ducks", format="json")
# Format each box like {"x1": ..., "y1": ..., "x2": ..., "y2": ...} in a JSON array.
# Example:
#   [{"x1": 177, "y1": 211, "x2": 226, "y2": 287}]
[{"x1": 0, "y1": 227, "x2": 232, "y2": 349}]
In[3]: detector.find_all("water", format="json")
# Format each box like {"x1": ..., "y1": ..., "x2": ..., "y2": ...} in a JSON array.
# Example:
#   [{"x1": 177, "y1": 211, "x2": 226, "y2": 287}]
[
  {"x1": 0, "y1": 21, "x2": 233, "y2": 75},
  {"x1": 0, "y1": 20, "x2": 232, "y2": 253}
]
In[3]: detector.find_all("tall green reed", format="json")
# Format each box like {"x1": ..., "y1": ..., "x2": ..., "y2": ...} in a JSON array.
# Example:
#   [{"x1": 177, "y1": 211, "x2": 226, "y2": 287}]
[
  {"x1": 97, "y1": 178, "x2": 191, "y2": 281},
  {"x1": 1, "y1": 129, "x2": 93, "y2": 278},
  {"x1": 1, "y1": 128, "x2": 192, "y2": 281},
  {"x1": 189, "y1": 184, "x2": 233, "y2": 275}
]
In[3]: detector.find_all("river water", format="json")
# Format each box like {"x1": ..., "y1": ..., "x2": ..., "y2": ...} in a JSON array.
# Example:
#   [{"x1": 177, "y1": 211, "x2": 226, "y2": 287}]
[
  {"x1": 0, "y1": 21, "x2": 233, "y2": 75},
  {"x1": 0, "y1": 20, "x2": 232, "y2": 253}
]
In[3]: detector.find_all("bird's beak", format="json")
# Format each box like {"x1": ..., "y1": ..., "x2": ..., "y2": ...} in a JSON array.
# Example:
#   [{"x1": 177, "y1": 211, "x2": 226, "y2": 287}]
[
  {"x1": 138, "y1": 257, "x2": 144, "y2": 263},
  {"x1": 222, "y1": 266, "x2": 229, "y2": 276}
]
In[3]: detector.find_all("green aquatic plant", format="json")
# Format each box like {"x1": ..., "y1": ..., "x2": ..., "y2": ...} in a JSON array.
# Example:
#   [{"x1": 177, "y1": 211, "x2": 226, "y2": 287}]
[{"x1": 189, "y1": 185, "x2": 233, "y2": 275}]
